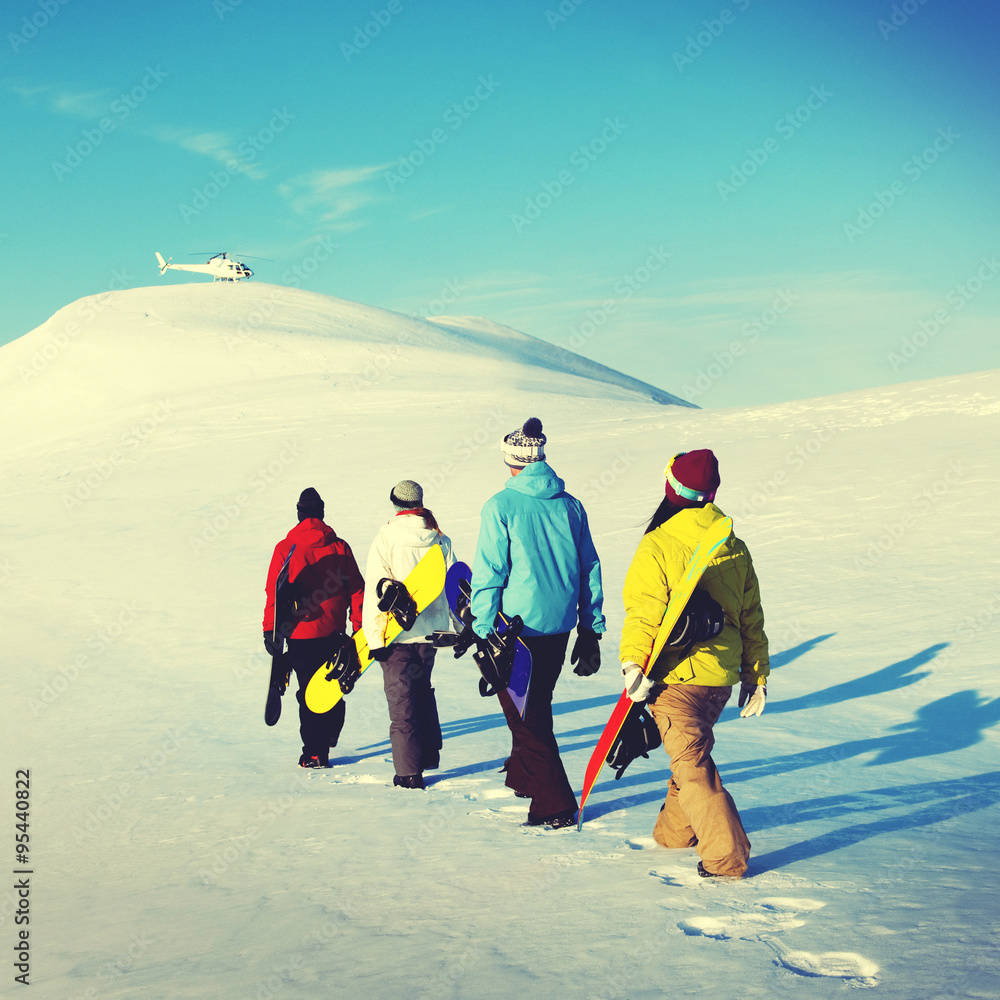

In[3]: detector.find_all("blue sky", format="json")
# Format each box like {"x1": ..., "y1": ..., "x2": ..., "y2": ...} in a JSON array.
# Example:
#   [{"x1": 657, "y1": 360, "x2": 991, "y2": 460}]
[{"x1": 3, "y1": 0, "x2": 998, "y2": 405}]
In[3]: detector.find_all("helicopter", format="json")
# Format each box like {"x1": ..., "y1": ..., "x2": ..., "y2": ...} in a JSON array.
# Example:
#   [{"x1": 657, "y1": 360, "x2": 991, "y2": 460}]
[{"x1": 155, "y1": 251, "x2": 257, "y2": 281}]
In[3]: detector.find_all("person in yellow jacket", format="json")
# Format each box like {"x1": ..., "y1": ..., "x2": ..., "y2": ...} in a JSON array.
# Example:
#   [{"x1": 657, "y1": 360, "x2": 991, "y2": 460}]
[{"x1": 619, "y1": 449, "x2": 768, "y2": 878}]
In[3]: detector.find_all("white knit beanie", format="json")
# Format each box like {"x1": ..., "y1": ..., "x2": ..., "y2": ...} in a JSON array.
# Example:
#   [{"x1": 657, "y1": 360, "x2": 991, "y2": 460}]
[{"x1": 501, "y1": 418, "x2": 546, "y2": 467}]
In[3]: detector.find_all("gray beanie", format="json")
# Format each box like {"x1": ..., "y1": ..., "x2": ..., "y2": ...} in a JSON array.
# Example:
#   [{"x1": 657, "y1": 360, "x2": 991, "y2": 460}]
[{"x1": 390, "y1": 480, "x2": 423, "y2": 511}]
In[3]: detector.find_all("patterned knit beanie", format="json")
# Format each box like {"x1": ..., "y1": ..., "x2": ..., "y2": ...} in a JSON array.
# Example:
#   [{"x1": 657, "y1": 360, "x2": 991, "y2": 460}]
[
  {"x1": 664, "y1": 450, "x2": 720, "y2": 507},
  {"x1": 390, "y1": 480, "x2": 424, "y2": 511},
  {"x1": 501, "y1": 417, "x2": 546, "y2": 467},
  {"x1": 296, "y1": 487, "x2": 324, "y2": 521}
]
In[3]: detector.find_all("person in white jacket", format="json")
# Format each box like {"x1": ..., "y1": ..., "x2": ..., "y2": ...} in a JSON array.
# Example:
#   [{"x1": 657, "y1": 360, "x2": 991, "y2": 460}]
[{"x1": 363, "y1": 480, "x2": 455, "y2": 789}]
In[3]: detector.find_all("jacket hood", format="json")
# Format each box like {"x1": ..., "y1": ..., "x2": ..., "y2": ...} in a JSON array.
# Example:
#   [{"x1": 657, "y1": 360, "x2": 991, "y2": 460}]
[
  {"x1": 285, "y1": 517, "x2": 338, "y2": 548},
  {"x1": 503, "y1": 461, "x2": 565, "y2": 500},
  {"x1": 657, "y1": 503, "x2": 733, "y2": 552},
  {"x1": 382, "y1": 511, "x2": 444, "y2": 548}
]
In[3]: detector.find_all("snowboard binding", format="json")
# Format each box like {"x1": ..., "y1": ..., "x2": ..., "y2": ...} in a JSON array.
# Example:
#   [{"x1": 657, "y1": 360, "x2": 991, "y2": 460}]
[
  {"x1": 321, "y1": 633, "x2": 362, "y2": 695},
  {"x1": 473, "y1": 615, "x2": 524, "y2": 698},
  {"x1": 665, "y1": 586, "x2": 725, "y2": 650},
  {"x1": 605, "y1": 705, "x2": 662, "y2": 779},
  {"x1": 376, "y1": 577, "x2": 418, "y2": 631}
]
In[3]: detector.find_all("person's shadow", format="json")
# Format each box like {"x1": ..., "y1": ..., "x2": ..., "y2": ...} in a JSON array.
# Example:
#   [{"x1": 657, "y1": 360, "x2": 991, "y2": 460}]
[
  {"x1": 766, "y1": 642, "x2": 941, "y2": 715},
  {"x1": 747, "y1": 769, "x2": 1000, "y2": 873},
  {"x1": 726, "y1": 688, "x2": 1000, "y2": 785}
]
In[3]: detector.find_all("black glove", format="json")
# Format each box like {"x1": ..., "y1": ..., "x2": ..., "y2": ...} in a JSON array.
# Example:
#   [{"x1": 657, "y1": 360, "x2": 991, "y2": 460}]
[
  {"x1": 369, "y1": 645, "x2": 394, "y2": 662},
  {"x1": 264, "y1": 631, "x2": 279, "y2": 657},
  {"x1": 452, "y1": 624, "x2": 488, "y2": 659},
  {"x1": 571, "y1": 628, "x2": 601, "y2": 676}
]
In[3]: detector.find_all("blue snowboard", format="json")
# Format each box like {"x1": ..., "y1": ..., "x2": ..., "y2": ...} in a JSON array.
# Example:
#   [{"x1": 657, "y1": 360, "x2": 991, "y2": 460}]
[{"x1": 445, "y1": 561, "x2": 532, "y2": 719}]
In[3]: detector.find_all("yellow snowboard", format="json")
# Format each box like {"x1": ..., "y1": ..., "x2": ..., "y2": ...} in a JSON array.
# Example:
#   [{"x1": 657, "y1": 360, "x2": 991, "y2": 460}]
[{"x1": 304, "y1": 544, "x2": 446, "y2": 713}]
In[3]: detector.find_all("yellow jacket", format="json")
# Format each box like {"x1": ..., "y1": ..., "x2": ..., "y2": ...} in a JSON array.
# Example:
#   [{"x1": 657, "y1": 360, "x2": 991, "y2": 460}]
[{"x1": 620, "y1": 503, "x2": 769, "y2": 688}]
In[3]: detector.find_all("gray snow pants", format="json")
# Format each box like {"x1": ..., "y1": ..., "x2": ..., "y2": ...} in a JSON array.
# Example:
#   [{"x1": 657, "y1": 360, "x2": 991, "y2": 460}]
[{"x1": 379, "y1": 642, "x2": 442, "y2": 778}]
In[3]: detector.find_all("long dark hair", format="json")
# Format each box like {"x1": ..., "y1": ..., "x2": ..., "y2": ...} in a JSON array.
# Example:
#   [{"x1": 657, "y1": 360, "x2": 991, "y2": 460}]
[
  {"x1": 644, "y1": 496, "x2": 684, "y2": 535},
  {"x1": 397, "y1": 506, "x2": 441, "y2": 533}
]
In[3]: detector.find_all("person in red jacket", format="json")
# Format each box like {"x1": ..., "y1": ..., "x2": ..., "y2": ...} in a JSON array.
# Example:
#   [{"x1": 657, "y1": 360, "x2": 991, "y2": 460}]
[{"x1": 263, "y1": 488, "x2": 365, "y2": 768}]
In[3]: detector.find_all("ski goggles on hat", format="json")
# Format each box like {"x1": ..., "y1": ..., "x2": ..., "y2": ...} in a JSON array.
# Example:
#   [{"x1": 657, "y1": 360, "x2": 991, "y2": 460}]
[{"x1": 664, "y1": 453, "x2": 716, "y2": 503}]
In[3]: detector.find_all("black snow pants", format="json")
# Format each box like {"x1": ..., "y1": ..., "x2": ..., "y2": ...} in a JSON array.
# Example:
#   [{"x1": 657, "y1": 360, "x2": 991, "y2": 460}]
[
  {"x1": 288, "y1": 635, "x2": 347, "y2": 758},
  {"x1": 497, "y1": 632, "x2": 578, "y2": 821}
]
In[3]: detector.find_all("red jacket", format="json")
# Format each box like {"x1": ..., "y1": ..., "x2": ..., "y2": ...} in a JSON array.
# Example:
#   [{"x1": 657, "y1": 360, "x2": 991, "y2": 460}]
[{"x1": 262, "y1": 519, "x2": 364, "y2": 639}]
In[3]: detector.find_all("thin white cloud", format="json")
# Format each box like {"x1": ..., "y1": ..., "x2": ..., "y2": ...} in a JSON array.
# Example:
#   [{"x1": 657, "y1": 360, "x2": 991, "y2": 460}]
[
  {"x1": 145, "y1": 125, "x2": 268, "y2": 180},
  {"x1": 278, "y1": 166, "x2": 390, "y2": 230},
  {"x1": 6, "y1": 80, "x2": 110, "y2": 118}
]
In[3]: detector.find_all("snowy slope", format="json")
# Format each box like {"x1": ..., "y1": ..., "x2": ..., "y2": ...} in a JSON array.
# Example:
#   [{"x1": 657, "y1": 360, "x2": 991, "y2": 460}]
[
  {"x1": 2, "y1": 286, "x2": 999, "y2": 1000},
  {"x1": 0, "y1": 283, "x2": 689, "y2": 453}
]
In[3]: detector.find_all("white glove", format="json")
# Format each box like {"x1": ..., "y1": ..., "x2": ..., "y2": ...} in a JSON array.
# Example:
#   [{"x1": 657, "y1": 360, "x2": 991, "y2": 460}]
[
  {"x1": 621, "y1": 662, "x2": 654, "y2": 704},
  {"x1": 738, "y1": 683, "x2": 766, "y2": 718}
]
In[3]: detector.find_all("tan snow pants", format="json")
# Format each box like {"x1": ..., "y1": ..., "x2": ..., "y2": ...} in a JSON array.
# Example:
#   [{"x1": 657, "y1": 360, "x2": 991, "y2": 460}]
[{"x1": 648, "y1": 684, "x2": 751, "y2": 877}]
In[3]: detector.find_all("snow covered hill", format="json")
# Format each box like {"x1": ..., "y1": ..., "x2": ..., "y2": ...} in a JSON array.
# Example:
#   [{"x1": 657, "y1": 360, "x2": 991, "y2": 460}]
[
  {"x1": 0, "y1": 283, "x2": 688, "y2": 451},
  {"x1": 2, "y1": 284, "x2": 999, "y2": 1000}
]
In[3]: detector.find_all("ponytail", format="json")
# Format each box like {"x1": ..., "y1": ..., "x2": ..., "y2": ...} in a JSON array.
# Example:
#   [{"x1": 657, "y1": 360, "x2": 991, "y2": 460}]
[{"x1": 644, "y1": 496, "x2": 684, "y2": 535}]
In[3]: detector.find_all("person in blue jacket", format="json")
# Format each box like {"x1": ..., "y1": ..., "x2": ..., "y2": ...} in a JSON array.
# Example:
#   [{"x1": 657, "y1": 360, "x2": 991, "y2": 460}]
[{"x1": 471, "y1": 417, "x2": 606, "y2": 828}]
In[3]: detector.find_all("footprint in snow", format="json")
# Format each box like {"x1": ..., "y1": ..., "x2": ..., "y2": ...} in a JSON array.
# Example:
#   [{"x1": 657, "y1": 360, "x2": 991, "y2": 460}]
[
  {"x1": 764, "y1": 938, "x2": 879, "y2": 987},
  {"x1": 676, "y1": 897, "x2": 879, "y2": 986},
  {"x1": 677, "y1": 897, "x2": 825, "y2": 939}
]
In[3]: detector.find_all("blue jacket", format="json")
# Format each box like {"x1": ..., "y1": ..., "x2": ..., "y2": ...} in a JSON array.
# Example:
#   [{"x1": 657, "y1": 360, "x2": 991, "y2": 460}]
[{"x1": 471, "y1": 462, "x2": 606, "y2": 638}]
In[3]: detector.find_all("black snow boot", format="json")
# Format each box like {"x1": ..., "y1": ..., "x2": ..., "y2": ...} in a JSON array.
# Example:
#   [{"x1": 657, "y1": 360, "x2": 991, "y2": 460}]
[{"x1": 393, "y1": 774, "x2": 425, "y2": 789}]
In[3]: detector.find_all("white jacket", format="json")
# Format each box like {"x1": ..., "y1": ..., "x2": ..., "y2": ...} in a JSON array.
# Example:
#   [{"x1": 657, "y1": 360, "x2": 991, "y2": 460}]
[{"x1": 363, "y1": 513, "x2": 454, "y2": 648}]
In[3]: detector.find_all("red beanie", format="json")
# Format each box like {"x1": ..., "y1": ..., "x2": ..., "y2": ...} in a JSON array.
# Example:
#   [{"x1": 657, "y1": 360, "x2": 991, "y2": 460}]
[{"x1": 664, "y1": 450, "x2": 720, "y2": 507}]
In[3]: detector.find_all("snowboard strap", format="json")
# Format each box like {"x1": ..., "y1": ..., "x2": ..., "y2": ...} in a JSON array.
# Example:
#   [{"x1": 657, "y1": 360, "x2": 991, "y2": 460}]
[
  {"x1": 664, "y1": 586, "x2": 725, "y2": 651},
  {"x1": 376, "y1": 577, "x2": 418, "y2": 631},
  {"x1": 605, "y1": 706, "x2": 663, "y2": 779},
  {"x1": 320, "y1": 632, "x2": 361, "y2": 695},
  {"x1": 473, "y1": 615, "x2": 523, "y2": 697}
]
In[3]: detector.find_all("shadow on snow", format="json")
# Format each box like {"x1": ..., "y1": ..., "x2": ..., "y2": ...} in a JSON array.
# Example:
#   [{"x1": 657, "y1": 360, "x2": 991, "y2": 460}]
[{"x1": 748, "y1": 770, "x2": 1000, "y2": 873}]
